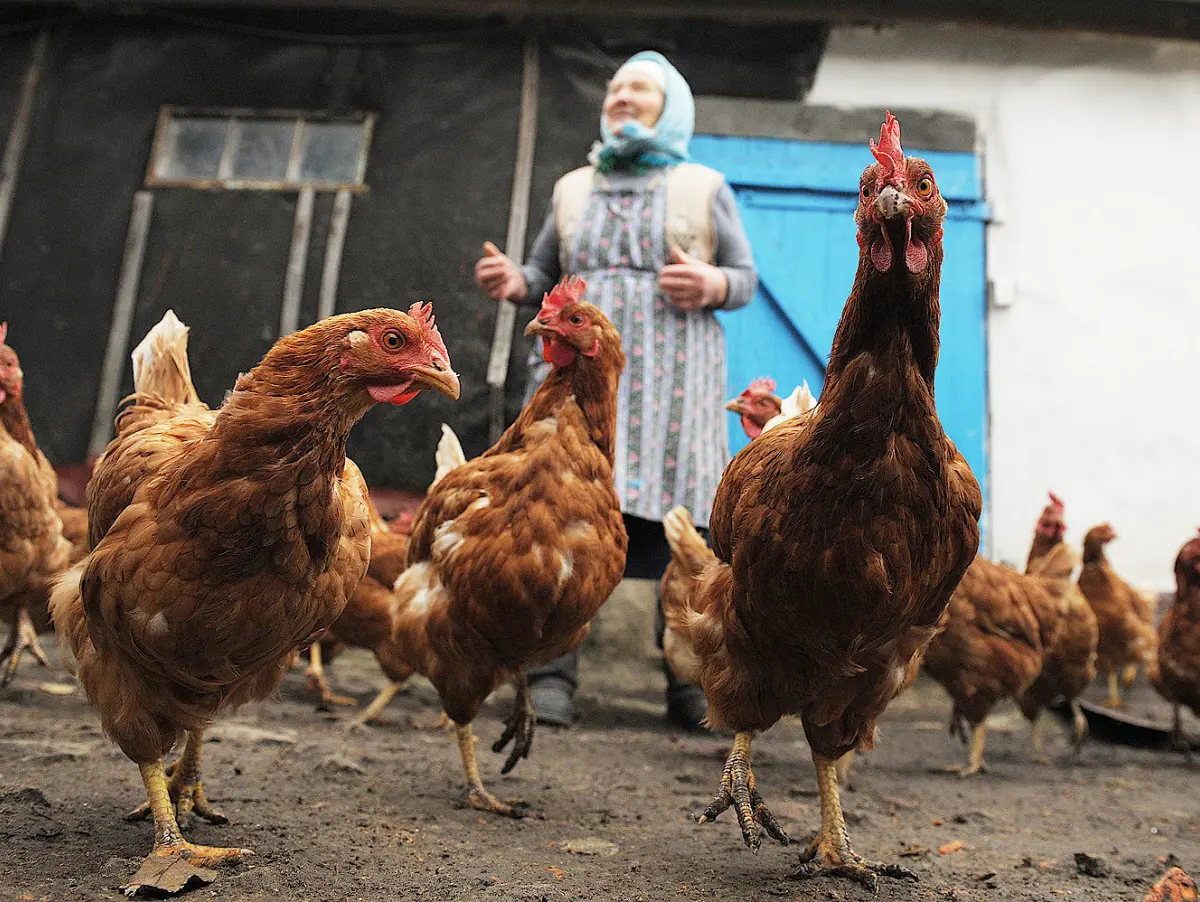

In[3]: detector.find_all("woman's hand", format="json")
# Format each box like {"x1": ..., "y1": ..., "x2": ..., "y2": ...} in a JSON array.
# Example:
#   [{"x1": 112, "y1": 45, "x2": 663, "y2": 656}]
[
  {"x1": 658, "y1": 247, "x2": 728, "y2": 311},
  {"x1": 475, "y1": 241, "x2": 528, "y2": 302}
]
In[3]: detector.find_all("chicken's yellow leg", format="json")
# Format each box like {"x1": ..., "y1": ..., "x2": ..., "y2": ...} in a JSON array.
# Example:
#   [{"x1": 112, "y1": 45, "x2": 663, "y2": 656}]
[
  {"x1": 456, "y1": 723, "x2": 532, "y2": 819},
  {"x1": 959, "y1": 722, "x2": 988, "y2": 776},
  {"x1": 1030, "y1": 715, "x2": 1050, "y2": 765},
  {"x1": 305, "y1": 643, "x2": 357, "y2": 709},
  {"x1": 127, "y1": 731, "x2": 229, "y2": 828},
  {"x1": 349, "y1": 679, "x2": 406, "y2": 728},
  {"x1": 122, "y1": 760, "x2": 252, "y2": 895},
  {"x1": 1106, "y1": 671, "x2": 1124, "y2": 709},
  {"x1": 0, "y1": 607, "x2": 50, "y2": 688},
  {"x1": 696, "y1": 731, "x2": 788, "y2": 851},
  {"x1": 791, "y1": 755, "x2": 917, "y2": 890}
]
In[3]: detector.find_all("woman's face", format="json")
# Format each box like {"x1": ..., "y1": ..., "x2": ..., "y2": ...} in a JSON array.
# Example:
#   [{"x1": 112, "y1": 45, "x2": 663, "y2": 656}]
[{"x1": 603, "y1": 71, "x2": 665, "y2": 132}]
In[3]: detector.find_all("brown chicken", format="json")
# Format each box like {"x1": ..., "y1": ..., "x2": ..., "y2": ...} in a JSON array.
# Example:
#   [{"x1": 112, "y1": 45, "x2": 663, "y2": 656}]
[
  {"x1": 1143, "y1": 867, "x2": 1198, "y2": 902},
  {"x1": 1078, "y1": 523, "x2": 1157, "y2": 707},
  {"x1": 724, "y1": 377, "x2": 782, "y2": 440},
  {"x1": 381, "y1": 277, "x2": 627, "y2": 819},
  {"x1": 50, "y1": 306, "x2": 458, "y2": 894},
  {"x1": 1148, "y1": 530, "x2": 1200, "y2": 760},
  {"x1": 922, "y1": 556, "x2": 1044, "y2": 775},
  {"x1": 0, "y1": 323, "x2": 72, "y2": 687},
  {"x1": 1020, "y1": 495, "x2": 1098, "y2": 761},
  {"x1": 671, "y1": 114, "x2": 982, "y2": 888}
]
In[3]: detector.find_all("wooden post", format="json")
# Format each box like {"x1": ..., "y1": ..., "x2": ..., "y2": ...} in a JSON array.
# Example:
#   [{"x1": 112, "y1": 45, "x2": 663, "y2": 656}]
[
  {"x1": 317, "y1": 187, "x2": 352, "y2": 321},
  {"x1": 280, "y1": 186, "x2": 315, "y2": 336},
  {"x1": 0, "y1": 30, "x2": 48, "y2": 263},
  {"x1": 485, "y1": 32, "x2": 540, "y2": 443}
]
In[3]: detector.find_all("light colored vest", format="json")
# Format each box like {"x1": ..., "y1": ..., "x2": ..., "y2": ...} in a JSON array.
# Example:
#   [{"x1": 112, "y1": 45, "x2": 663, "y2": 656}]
[{"x1": 551, "y1": 162, "x2": 726, "y2": 272}]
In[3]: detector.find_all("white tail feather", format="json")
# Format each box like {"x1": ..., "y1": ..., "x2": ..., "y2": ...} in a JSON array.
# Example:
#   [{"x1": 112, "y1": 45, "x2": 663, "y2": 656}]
[
  {"x1": 430, "y1": 423, "x2": 467, "y2": 490},
  {"x1": 762, "y1": 380, "x2": 818, "y2": 434},
  {"x1": 130, "y1": 310, "x2": 200, "y2": 405}
]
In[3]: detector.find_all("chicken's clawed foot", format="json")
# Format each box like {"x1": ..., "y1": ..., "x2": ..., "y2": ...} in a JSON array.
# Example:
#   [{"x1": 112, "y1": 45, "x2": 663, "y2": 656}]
[
  {"x1": 305, "y1": 643, "x2": 357, "y2": 710},
  {"x1": 457, "y1": 724, "x2": 539, "y2": 820},
  {"x1": 492, "y1": 674, "x2": 535, "y2": 775},
  {"x1": 0, "y1": 607, "x2": 50, "y2": 688},
  {"x1": 696, "y1": 732, "x2": 789, "y2": 853}
]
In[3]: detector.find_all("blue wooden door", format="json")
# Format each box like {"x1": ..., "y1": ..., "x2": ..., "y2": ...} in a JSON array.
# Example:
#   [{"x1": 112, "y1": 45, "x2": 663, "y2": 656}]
[{"x1": 691, "y1": 135, "x2": 990, "y2": 549}]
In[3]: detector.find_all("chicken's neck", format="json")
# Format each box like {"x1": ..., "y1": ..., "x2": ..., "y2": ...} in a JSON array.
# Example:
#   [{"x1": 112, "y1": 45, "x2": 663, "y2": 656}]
[
  {"x1": 1081, "y1": 539, "x2": 1109, "y2": 566},
  {"x1": 825, "y1": 258, "x2": 941, "y2": 394},
  {"x1": 1026, "y1": 533, "x2": 1062, "y2": 574},
  {"x1": 514, "y1": 358, "x2": 620, "y2": 463},
  {"x1": 0, "y1": 394, "x2": 40, "y2": 460}
]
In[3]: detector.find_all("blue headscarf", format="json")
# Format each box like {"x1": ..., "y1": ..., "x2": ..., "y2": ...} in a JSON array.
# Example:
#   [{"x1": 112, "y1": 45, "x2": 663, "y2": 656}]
[{"x1": 589, "y1": 51, "x2": 694, "y2": 173}]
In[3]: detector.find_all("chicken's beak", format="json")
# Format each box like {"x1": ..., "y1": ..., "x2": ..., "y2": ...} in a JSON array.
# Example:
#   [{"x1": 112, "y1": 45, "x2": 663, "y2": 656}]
[
  {"x1": 524, "y1": 317, "x2": 553, "y2": 339},
  {"x1": 875, "y1": 185, "x2": 913, "y2": 221},
  {"x1": 409, "y1": 362, "x2": 461, "y2": 400},
  {"x1": 724, "y1": 397, "x2": 747, "y2": 415}
]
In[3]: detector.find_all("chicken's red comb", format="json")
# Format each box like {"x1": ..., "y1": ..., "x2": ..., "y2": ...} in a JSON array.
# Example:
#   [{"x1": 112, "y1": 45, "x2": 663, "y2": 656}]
[
  {"x1": 744, "y1": 376, "x2": 777, "y2": 397},
  {"x1": 0, "y1": 322, "x2": 7, "y2": 345},
  {"x1": 541, "y1": 276, "x2": 587, "y2": 316},
  {"x1": 407, "y1": 302, "x2": 436, "y2": 332},
  {"x1": 1048, "y1": 491, "x2": 1065, "y2": 512},
  {"x1": 869, "y1": 111, "x2": 905, "y2": 180}
]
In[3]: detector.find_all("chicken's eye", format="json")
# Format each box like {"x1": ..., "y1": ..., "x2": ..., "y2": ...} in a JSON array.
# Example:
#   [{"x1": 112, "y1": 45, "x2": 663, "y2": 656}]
[
  {"x1": 860, "y1": 184, "x2": 871, "y2": 200},
  {"x1": 380, "y1": 329, "x2": 406, "y2": 352},
  {"x1": 569, "y1": 313, "x2": 585, "y2": 326},
  {"x1": 916, "y1": 177, "x2": 934, "y2": 198}
]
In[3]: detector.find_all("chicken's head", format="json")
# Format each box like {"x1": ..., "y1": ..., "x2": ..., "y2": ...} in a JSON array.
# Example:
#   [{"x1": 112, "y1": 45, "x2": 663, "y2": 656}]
[
  {"x1": 524, "y1": 277, "x2": 621, "y2": 369},
  {"x1": 1034, "y1": 491, "x2": 1067, "y2": 541},
  {"x1": 856, "y1": 112, "x2": 946, "y2": 284},
  {"x1": 724, "y1": 376, "x2": 782, "y2": 440},
  {"x1": 0, "y1": 323, "x2": 22, "y2": 406},
  {"x1": 336, "y1": 304, "x2": 459, "y2": 406},
  {"x1": 1175, "y1": 530, "x2": 1200, "y2": 592},
  {"x1": 1083, "y1": 522, "x2": 1118, "y2": 547}
]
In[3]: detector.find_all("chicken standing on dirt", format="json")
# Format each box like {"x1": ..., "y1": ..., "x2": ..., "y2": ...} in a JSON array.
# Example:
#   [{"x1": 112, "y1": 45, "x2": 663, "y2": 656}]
[
  {"x1": 384, "y1": 277, "x2": 627, "y2": 819},
  {"x1": 671, "y1": 114, "x2": 982, "y2": 888},
  {"x1": 0, "y1": 323, "x2": 72, "y2": 687},
  {"x1": 50, "y1": 306, "x2": 458, "y2": 895},
  {"x1": 1078, "y1": 523, "x2": 1157, "y2": 708},
  {"x1": 1148, "y1": 530, "x2": 1200, "y2": 760},
  {"x1": 1019, "y1": 494, "x2": 1098, "y2": 762}
]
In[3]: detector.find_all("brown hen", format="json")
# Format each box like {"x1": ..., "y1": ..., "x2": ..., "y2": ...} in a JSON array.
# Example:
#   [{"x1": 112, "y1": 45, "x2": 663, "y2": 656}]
[
  {"x1": 1078, "y1": 523, "x2": 1157, "y2": 707},
  {"x1": 1149, "y1": 530, "x2": 1200, "y2": 761},
  {"x1": 381, "y1": 277, "x2": 627, "y2": 819},
  {"x1": 672, "y1": 114, "x2": 982, "y2": 888},
  {"x1": 0, "y1": 323, "x2": 72, "y2": 687},
  {"x1": 51, "y1": 307, "x2": 458, "y2": 893}
]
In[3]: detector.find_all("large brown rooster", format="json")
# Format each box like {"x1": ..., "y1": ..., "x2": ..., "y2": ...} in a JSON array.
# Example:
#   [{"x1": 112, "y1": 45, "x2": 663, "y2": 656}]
[
  {"x1": 1149, "y1": 530, "x2": 1200, "y2": 760},
  {"x1": 1078, "y1": 522, "x2": 1157, "y2": 707},
  {"x1": 381, "y1": 277, "x2": 627, "y2": 819},
  {"x1": 0, "y1": 323, "x2": 72, "y2": 687},
  {"x1": 51, "y1": 307, "x2": 458, "y2": 894},
  {"x1": 671, "y1": 114, "x2": 981, "y2": 888}
]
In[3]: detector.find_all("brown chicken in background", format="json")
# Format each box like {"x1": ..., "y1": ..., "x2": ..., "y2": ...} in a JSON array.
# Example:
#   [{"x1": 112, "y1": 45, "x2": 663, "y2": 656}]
[
  {"x1": 922, "y1": 556, "x2": 1044, "y2": 775},
  {"x1": 1143, "y1": 866, "x2": 1198, "y2": 902},
  {"x1": 1019, "y1": 494, "x2": 1098, "y2": 761},
  {"x1": 0, "y1": 323, "x2": 72, "y2": 687},
  {"x1": 1077, "y1": 523, "x2": 1157, "y2": 707},
  {"x1": 724, "y1": 376, "x2": 782, "y2": 440},
  {"x1": 1148, "y1": 530, "x2": 1200, "y2": 760},
  {"x1": 51, "y1": 306, "x2": 458, "y2": 894},
  {"x1": 380, "y1": 277, "x2": 627, "y2": 819},
  {"x1": 670, "y1": 114, "x2": 982, "y2": 888}
]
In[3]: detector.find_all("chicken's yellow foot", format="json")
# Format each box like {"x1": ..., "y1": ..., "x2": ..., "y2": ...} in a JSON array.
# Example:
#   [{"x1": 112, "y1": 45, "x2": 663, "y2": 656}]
[
  {"x1": 1030, "y1": 715, "x2": 1051, "y2": 765},
  {"x1": 0, "y1": 607, "x2": 50, "y2": 688},
  {"x1": 127, "y1": 731, "x2": 228, "y2": 830},
  {"x1": 958, "y1": 722, "x2": 989, "y2": 776},
  {"x1": 696, "y1": 731, "x2": 788, "y2": 852},
  {"x1": 790, "y1": 755, "x2": 917, "y2": 891},
  {"x1": 348, "y1": 679, "x2": 407, "y2": 729},
  {"x1": 456, "y1": 723, "x2": 535, "y2": 819},
  {"x1": 1105, "y1": 671, "x2": 1124, "y2": 709},
  {"x1": 305, "y1": 643, "x2": 357, "y2": 710},
  {"x1": 1070, "y1": 700, "x2": 1088, "y2": 755},
  {"x1": 123, "y1": 759, "x2": 251, "y2": 896},
  {"x1": 492, "y1": 672, "x2": 535, "y2": 774}
]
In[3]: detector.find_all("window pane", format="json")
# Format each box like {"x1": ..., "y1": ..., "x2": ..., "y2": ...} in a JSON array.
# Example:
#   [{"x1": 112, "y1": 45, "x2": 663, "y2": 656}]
[
  {"x1": 231, "y1": 119, "x2": 295, "y2": 181},
  {"x1": 157, "y1": 117, "x2": 226, "y2": 180},
  {"x1": 299, "y1": 121, "x2": 364, "y2": 184}
]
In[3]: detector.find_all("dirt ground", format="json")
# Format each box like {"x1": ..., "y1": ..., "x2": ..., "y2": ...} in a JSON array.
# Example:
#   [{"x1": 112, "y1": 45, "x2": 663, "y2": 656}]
[{"x1": 1, "y1": 593, "x2": 1196, "y2": 902}]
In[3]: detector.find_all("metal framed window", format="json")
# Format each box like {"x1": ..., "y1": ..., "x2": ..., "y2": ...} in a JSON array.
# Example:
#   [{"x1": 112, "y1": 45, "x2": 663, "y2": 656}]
[{"x1": 145, "y1": 107, "x2": 374, "y2": 192}]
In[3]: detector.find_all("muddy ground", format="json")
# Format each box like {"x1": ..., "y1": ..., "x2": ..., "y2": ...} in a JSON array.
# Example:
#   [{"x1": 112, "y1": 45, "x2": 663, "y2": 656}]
[{"x1": 1, "y1": 590, "x2": 1196, "y2": 902}]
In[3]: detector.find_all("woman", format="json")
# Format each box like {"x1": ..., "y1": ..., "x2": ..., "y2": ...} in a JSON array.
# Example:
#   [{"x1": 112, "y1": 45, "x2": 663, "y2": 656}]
[{"x1": 475, "y1": 51, "x2": 757, "y2": 730}]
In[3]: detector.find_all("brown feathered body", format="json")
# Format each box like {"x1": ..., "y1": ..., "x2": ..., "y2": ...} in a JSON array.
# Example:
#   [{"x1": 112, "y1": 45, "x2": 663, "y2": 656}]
[
  {"x1": 0, "y1": 338, "x2": 71, "y2": 640},
  {"x1": 386, "y1": 300, "x2": 627, "y2": 726},
  {"x1": 922, "y1": 556, "x2": 1044, "y2": 730},
  {"x1": 49, "y1": 309, "x2": 457, "y2": 763},
  {"x1": 1017, "y1": 541, "x2": 1098, "y2": 722},
  {"x1": 679, "y1": 156, "x2": 982, "y2": 759},
  {"x1": 1078, "y1": 526, "x2": 1157, "y2": 680},
  {"x1": 1149, "y1": 535, "x2": 1200, "y2": 717}
]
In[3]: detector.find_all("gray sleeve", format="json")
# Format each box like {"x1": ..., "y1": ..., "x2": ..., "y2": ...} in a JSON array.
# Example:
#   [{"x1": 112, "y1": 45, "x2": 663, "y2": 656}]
[
  {"x1": 518, "y1": 210, "x2": 561, "y2": 306},
  {"x1": 712, "y1": 181, "x2": 757, "y2": 312}
]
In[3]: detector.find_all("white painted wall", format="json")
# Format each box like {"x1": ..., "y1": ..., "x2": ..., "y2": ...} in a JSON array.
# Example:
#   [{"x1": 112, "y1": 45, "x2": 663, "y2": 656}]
[{"x1": 809, "y1": 23, "x2": 1200, "y2": 590}]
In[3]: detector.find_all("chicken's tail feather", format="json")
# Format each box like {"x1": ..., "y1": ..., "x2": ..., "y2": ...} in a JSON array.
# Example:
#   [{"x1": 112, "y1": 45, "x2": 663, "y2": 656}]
[
  {"x1": 130, "y1": 309, "x2": 201, "y2": 407},
  {"x1": 663, "y1": 506, "x2": 712, "y2": 581},
  {"x1": 430, "y1": 423, "x2": 467, "y2": 489},
  {"x1": 49, "y1": 560, "x2": 88, "y2": 676}
]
